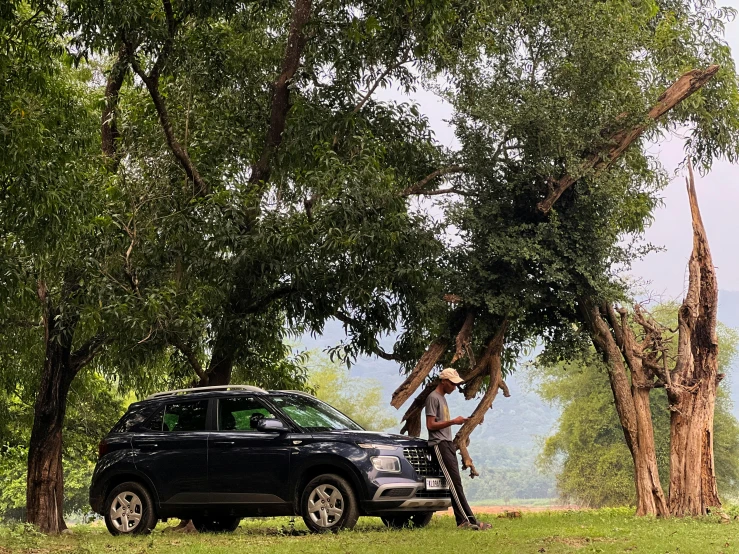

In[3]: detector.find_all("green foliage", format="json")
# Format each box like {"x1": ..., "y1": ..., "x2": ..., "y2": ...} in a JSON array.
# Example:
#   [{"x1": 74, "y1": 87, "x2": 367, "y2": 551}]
[
  {"x1": 534, "y1": 316, "x2": 739, "y2": 507},
  {"x1": 307, "y1": 353, "x2": 397, "y2": 432},
  {"x1": 421, "y1": 0, "x2": 739, "y2": 376}
]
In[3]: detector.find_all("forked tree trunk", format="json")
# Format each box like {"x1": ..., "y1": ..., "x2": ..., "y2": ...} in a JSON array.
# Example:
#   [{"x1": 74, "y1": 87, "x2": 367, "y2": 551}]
[
  {"x1": 667, "y1": 166, "x2": 721, "y2": 516},
  {"x1": 579, "y1": 299, "x2": 668, "y2": 516},
  {"x1": 27, "y1": 281, "x2": 106, "y2": 534}
]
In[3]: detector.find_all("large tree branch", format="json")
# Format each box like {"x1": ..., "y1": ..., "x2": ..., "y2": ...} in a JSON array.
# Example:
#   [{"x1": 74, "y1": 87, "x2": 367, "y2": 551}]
[
  {"x1": 128, "y1": 52, "x2": 208, "y2": 196},
  {"x1": 538, "y1": 65, "x2": 719, "y2": 213},
  {"x1": 123, "y1": 2, "x2": 207, "y2": 195},
  {"x1": 391, "y1": 336, "x2": 449, "y2": 408},
  {"x1": 170, "y1": 336, "x2": 207, "y2": 383},
  {"x1": 70, "y1": 334, "x2": 107, "y2": 374},
  {"x1": 399, "y1": 380, "x2": 438, "y2": 437},
  {"x1": 454, "y1": 324, "x2": 508, "y2": 478},
  {"x1": 101, "y1": 43, "x2": 128, "y2": 168},
  {"x1": 401, "y1": 165, "x2": 465, "y2": 197},
  {"x1": 249, "y1": 0, "x2": 312, "y2": 186}
]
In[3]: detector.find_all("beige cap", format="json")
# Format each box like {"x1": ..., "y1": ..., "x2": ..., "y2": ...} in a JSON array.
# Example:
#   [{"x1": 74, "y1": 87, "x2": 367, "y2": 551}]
[{"x1": 439, "y1": 367, "x2": 464, "y2": 384}]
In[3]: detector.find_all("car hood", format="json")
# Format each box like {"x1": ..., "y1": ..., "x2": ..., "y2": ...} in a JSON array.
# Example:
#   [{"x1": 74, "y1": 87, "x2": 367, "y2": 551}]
[{"x1": 309, "y1": 429, "x2": 429, "y2": 448}]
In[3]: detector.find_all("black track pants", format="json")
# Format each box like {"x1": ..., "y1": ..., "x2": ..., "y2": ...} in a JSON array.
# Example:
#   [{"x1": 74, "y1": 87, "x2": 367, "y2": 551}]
[{"x1": 433, "y1": 441, "x2": 477, "y2": 526}]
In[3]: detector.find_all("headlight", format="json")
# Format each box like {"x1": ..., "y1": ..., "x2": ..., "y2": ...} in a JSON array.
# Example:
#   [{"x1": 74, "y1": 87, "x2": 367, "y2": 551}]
[
  {"x1": 358, "y1": 443, "x2": 400, "y2": 450},
  {"x1": 371, "y1": 456, "x2": 401, "y2": 473}
]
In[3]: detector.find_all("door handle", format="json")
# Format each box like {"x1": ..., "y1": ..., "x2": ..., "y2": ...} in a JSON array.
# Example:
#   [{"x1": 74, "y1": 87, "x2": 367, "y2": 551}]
[
  {"x1": 213, "y1": 441, "x2": 235, "y2": 446},
  {"x1": 136, "y1": 442, "x2": 159, "y2": 449}
]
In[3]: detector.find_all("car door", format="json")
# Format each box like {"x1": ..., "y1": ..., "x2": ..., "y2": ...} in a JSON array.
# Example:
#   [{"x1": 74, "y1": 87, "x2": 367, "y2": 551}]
[
  {"x1": 132, "y1": 399, "x2": 210, "y2": 505},
  {"x1": 208, "y1": 395, "x2": 293, "y2": 503}
]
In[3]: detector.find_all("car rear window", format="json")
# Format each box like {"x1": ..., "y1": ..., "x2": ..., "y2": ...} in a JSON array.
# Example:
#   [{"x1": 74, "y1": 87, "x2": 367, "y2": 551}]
[
  {"x1": 110, "y1": 405, "x2": 156, "y2": 433},
  {"x1": 142, "y1": 400, "x2": 208, "y2": 432}
]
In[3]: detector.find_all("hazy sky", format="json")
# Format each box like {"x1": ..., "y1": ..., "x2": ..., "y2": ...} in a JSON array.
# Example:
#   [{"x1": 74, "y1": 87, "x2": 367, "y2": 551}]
[{"x1": 381, "y1": 3, "x2": 739, "y2": 300}]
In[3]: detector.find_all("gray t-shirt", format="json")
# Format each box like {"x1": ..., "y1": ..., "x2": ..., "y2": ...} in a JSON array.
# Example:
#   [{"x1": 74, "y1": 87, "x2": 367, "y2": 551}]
[{"x1": 425, "y1": 391, "x2": 452, "y2": 445}]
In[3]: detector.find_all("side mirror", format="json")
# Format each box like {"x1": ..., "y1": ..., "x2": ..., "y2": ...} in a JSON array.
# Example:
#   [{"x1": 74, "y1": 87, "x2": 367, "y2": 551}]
[{"x1": 257, "y1": 418, "x2": 288, "y2": 433}]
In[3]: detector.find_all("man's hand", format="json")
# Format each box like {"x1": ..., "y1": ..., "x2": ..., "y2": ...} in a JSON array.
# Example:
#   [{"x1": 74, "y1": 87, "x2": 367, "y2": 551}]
[{"x1": 452, "y1": 416, "x2": 468, "y2": 425}]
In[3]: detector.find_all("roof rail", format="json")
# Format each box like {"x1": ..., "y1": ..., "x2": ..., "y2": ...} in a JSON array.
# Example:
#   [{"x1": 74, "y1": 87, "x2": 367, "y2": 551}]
[
  {"x1": 273, "y1": 389, "x2": 316, "y2": 397},
  {"x1": 144, "y1": 385, "x2": 267, "y2": 400}
]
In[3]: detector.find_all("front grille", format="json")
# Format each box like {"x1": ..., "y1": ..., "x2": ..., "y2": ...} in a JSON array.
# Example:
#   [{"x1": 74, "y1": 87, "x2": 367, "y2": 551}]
[
  {"x1": 380, "y1": 488, "x2": 414, "y2": 498},
  {"x1": 414, "y1": 490, "x2": 451, "y2": 499},
  {"x1": 403, "y1": 447, "x2": 442, "y2": 477}
]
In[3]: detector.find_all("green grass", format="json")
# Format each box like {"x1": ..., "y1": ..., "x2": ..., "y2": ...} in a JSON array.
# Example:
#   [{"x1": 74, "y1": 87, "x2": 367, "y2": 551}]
[{"x1": 2, "y1": 510, "x2": 739, "y2": 553}]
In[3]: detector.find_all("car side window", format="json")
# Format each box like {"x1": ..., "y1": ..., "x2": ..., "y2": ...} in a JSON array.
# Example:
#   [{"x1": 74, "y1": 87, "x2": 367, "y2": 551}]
[
  {"x1": 218, "y1": 397, "x2": 278, "y2": 431},
  {"x1": 159, "y1": 400, "x2": 208, "y2": 432},
  {"x1": 141, "y1": 408, "x2": 164, "y2": 431}
]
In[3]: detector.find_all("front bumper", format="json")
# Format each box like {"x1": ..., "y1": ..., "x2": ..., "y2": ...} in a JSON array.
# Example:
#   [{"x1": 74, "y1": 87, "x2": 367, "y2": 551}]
[{"x1": 363, "y1": 481, "x2": 451, "y2": 513}]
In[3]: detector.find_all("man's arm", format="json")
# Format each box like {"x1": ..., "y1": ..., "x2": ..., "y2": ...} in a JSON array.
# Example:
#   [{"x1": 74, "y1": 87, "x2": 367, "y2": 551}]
[{"x1": 426, "y1": 414, "x2": 467, "y2": 431}]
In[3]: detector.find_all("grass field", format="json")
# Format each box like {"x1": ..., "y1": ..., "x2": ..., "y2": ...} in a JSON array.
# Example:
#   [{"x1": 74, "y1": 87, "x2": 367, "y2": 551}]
[{"x1": 2, "y1": 509, "x2": 739, "y2": 553}]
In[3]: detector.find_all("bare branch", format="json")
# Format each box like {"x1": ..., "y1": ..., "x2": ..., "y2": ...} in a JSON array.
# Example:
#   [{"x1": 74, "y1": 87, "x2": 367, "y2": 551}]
[
  {"x1": 391, "y1": 336, "x2": 449, "y2": 409},
  {"x1": 454, "y1": 324, "x2": 507, "y2": 478},
  {"x1": 538, "y1": 65, "x2": 720, "y2": 213},
  {"x1": 400, "y1": 165, "x2": 465, "y2": 197}
]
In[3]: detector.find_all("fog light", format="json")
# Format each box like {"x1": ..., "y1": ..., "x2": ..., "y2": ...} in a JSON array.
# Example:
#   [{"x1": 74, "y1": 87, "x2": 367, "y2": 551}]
[{"x1": 371, "y1": 456, "x2": 401, "y2": 473}]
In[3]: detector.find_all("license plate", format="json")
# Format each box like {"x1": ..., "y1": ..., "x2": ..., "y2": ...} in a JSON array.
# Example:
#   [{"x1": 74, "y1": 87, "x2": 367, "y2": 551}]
[{"x1": 425, "y1": 477, "x2": 448, "y2": 490}]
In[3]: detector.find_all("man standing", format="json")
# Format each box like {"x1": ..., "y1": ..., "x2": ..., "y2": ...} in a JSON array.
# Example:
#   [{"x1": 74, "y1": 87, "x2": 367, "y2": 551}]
[{"x1": 425, "y1": 368, "x2": 491, "y2": 530}]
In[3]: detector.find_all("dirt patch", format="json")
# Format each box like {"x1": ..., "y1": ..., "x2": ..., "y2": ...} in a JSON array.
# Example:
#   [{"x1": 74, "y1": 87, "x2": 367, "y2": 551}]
[{"x1": 442, "y1": 505, "x2": 582, "y2": 516}]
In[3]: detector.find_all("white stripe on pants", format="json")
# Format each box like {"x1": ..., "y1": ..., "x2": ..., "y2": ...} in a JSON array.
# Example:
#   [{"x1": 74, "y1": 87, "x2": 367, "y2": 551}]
[{"x1": 434, "y1": 444, "x2": 471, "y2": 524}]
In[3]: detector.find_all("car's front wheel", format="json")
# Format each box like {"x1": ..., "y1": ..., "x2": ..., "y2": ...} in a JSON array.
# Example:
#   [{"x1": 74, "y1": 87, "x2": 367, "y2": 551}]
[
  {"x1": 104, "y1": 481, "x2": 157, "y2": 536},
  {"x1": 381, "y1": 511, "x2": 434, "y2": 529},
  {"x1": 192, "y1": 516, "x2": 241, "y2": 533},
  {"x1": 300, "y1": 474, "x2": 359, "y2": 533}
]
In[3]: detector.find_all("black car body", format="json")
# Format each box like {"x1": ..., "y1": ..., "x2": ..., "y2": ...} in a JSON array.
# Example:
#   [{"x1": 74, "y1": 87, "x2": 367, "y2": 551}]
[{"x1": 90, "y1": 385, "x2": 451, "y2": 534}]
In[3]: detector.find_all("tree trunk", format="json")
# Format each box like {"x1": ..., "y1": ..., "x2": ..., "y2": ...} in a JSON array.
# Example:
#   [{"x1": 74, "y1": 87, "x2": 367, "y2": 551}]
[
  {"x1": 201, "y1": 323, "x2": 235, "y2": 386},
  {"x1": 631, "y1": 382, "x2": 669, "y2": 516},
  {"x1": 26, "y1": 297, "x2": 77, "y2": 534},
  {"x1": 579, "y1": 298, "x2": 668, "y2": 516},
  {"x1": 668, "y1": 380, "x2": 719, "y2": 515},
  {"x1": 668, "y1": 168, "x2": 721, "y2": 515}
]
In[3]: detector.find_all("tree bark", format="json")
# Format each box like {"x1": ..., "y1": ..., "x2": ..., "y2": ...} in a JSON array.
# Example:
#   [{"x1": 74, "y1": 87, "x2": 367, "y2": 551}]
[
  {"x1": 668, "y1": 165, "x2": 721, "y2": 516},
  {"x1": 453, "y1": 323, "x2": 508, "y2": 478},
  {"x1": 579, "y1": 298, "x2": 668, "y2": 516},
  {"x1": 390, "y1": 337, "x2": 449, "y2": 409},
  {"x1": 26, "y1": 334, "x2": 75, "y2": 534}
]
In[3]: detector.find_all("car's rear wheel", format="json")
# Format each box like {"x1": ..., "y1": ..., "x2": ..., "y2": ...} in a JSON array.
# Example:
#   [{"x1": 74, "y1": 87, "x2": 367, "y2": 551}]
[
  {"x1": 300, "y1": 474, "x2": 359, "y2": 533},
  {"x1": 104, "y1": 481, "x2": 157, "y2": 536},
  {"x1": 381, "y1": 511, "x2": 434, "y2": 529},
  {"x1": 191, "y1": 516, "x2": 241, "y2": 533}
]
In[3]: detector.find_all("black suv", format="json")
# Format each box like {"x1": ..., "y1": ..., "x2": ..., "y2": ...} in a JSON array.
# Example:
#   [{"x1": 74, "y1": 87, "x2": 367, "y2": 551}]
[{"x1": 90, "y1": 385, "x2": 451, "y2": 535}]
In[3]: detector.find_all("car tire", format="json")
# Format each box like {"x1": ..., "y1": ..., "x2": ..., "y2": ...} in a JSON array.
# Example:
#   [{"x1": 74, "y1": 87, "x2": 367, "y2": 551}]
[
  {"x1": 300, "y1": 474, "x2": 359, "y2": 533},
  {"x1": 192, "y1": 516, "x2": 241, "y2": 533},
  {"x1": 381, "y1": 511, "x2": 434, "y2": 529},
  {"x1": 104, "y1": 481, "x2": 157, "y2": 536}
]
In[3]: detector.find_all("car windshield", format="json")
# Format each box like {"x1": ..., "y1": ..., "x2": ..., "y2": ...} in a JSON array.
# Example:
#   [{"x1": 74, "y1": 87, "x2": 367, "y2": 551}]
[{"x1": 270, "y1": 394, "x2": 363, "y2": 431}]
